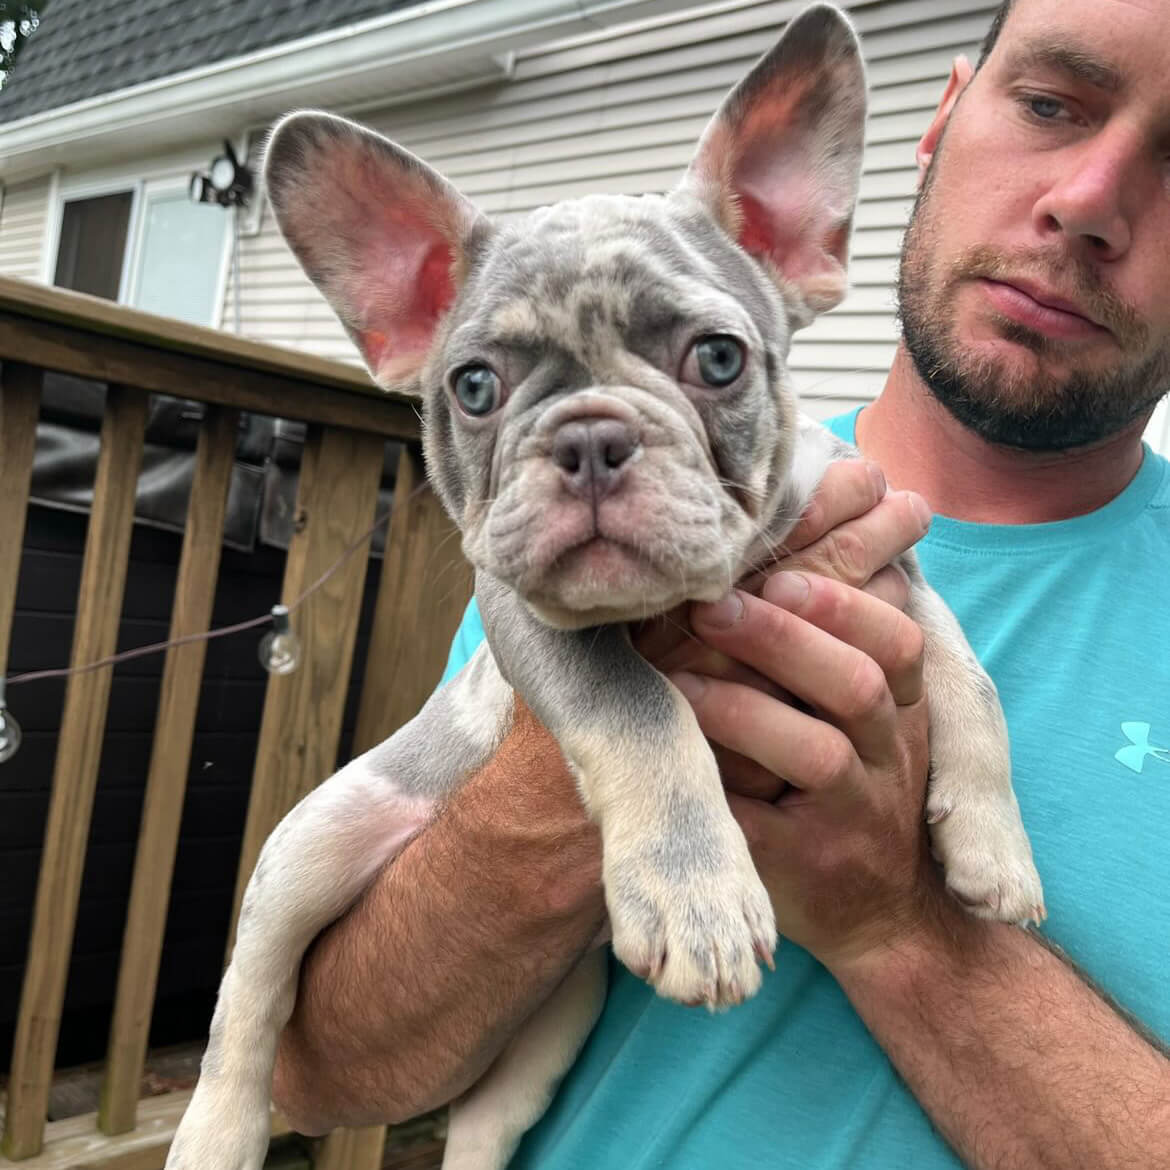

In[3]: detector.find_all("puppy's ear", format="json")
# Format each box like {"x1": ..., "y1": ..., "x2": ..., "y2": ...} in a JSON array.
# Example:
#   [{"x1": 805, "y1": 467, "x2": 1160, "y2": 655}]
[
  {"x1": 681, "y1": 4, "x2": 867, "y2": 327},
  {"x1": 264, "y1": 112, "x2": 486, "y2": 392}
]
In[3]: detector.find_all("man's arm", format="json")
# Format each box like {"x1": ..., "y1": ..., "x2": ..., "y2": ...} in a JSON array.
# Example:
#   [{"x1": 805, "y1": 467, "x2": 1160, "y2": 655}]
[
  {"x1": 272, "y1": 701, "x2": 605, "y2": 1133},
  {"x1": 682, "y1": 572, "x2": 1170, "y2": 1170},
  {"x1": 837, "y1": 905, "x2": 1170, "y2": 1170},
  {"x1": 273, "y1": 461, "x2": 920, "y2": 1133}
]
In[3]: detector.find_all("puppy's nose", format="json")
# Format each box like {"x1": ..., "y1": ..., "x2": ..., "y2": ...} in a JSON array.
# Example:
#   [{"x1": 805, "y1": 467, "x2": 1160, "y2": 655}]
[{"x1": 552, "y1": 418, "x2": 638, "y2": 500}]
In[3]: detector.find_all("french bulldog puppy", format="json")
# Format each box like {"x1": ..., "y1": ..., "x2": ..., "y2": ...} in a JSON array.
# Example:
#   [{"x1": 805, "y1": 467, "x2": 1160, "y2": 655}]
[{"x1": 165, "y1": 7, "x2": 1044, "y2": 1169}]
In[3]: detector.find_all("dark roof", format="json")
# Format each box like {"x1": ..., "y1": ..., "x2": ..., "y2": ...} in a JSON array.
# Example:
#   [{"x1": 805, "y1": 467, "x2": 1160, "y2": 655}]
[{"x1": 0, "y1": 0, "x2": 430, "y2": 124}]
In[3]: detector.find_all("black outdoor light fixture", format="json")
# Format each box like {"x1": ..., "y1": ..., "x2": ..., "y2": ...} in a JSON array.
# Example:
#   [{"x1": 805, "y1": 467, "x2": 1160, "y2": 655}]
[{"x1": 189, "y1": 139, "x2": 254, "y2": 209}]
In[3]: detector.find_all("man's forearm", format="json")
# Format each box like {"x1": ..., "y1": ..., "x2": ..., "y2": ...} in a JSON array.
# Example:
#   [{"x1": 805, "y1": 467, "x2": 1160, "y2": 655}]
[
  {"x1": 272, "y1": 705, "x2": 605, "y2": 1134},
  {"x1": 835, "y1": 898, "x2": 1170, "y2": 1169}
]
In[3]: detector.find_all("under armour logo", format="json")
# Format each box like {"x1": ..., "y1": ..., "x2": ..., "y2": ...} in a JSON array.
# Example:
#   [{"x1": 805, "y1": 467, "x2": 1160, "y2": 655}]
[{"x1": 1115, "y1": 722, "x2": 1170, "y2": 774}]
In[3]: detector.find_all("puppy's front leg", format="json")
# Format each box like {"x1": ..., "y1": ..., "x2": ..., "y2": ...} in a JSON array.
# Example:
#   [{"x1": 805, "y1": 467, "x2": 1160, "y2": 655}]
[
  {"x1": 594, "y1": 688, "x2": 777, "y2": 1007},
  {"x1": 901, "y1": 555, "x2": 1046, "y2": 924},
  {"x1": 480, "y1": 577, "x2": 776, "y2": 1009}
]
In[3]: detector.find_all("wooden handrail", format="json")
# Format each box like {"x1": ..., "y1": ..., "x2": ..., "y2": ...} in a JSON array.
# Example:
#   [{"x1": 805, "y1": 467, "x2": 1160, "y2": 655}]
[
  {"x1": 0, "y1": 274, "x2": 421, "y2": 441},
  {"x1": 0, "y1": 275, "x2": 377, "y2": 396}
]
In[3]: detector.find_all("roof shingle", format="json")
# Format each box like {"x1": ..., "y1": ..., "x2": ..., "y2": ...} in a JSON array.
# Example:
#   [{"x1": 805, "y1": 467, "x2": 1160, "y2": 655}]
[{"x1": 0, "y1": 0, "x2": 430, "y2": 124}]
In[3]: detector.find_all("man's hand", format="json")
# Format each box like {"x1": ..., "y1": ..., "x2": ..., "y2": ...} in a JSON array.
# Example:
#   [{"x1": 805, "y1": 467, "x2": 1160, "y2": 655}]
[
  {"x1": 635, "y1": 459, "x2": 929, "y2": 677},
  {"x1": 640, "y1": 455, "x2": 939, "y2": 968},
  {"x1": 636, "y1": 457, "x2": 931, "y2": 811},
  {"x1": 661, "y1": 470, "x2": 1170, "y2": 1170},
  {"x1": 673, "y1": 574, "x2": 936, "y2": 969}
]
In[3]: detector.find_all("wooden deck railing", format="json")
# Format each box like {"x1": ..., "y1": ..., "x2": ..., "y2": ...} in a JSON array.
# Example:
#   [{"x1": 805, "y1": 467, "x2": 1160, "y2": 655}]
[{"x1": 0, "y1": 274, "x2": 472, "y2": 1169}]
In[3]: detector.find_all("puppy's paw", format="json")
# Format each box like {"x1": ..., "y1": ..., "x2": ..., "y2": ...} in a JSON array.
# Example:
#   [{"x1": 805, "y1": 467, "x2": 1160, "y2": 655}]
[
  {"x1": 606, "y1": 836, "x2": 777, "y2": 1009},
  {"x1": 927, "y1": 790, "x2": 1045, "y2": 926},
  {"x1": 165, "y1": 1080, "x2": 270, "y2": 1170}
]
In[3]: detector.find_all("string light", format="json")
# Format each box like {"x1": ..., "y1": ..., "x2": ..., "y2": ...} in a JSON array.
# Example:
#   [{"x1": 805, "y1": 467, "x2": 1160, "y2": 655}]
[
  {"x1": 258, "y1": 605, "x2": 302, "y2": 675},
  {"x1": 0, "y1": 680, "x2": 21, "y2": 764},
  {"x1": 0, "y1": 501, "x2": 404, "y2": 763}
]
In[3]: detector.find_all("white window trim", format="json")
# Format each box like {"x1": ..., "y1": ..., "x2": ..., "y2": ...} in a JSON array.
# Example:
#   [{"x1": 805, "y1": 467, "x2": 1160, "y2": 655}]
[
  {"x1": 213, "y1": 207, "x2": 240, "y2": 333},
  {"x1": 38, "y1": 167, "x2": 61, "y2": 285}
]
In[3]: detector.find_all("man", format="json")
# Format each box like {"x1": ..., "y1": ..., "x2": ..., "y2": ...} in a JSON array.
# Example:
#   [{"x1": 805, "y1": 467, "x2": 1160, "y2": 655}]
[{"x1": 273, "y1": 0, "x2": 1170, "y2": 1165}]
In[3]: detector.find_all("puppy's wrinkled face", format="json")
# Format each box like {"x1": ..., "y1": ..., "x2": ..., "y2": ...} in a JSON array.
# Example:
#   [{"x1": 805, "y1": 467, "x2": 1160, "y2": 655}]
[
  {"x1": 423, "y1": 192, "x2": 799, "y2": 627},
  {"x1": 265, "y1": 6, "x2": 867, "y2": 630}
]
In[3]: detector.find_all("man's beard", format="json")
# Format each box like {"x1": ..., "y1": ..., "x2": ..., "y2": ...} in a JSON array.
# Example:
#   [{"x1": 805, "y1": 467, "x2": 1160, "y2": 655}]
[{"x1": 897, "y1": 159, "x2": 1170, "y2": 452}]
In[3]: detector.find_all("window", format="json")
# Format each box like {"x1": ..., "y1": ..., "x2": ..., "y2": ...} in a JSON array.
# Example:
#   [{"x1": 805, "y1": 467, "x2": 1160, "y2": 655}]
[
  {"x1": 53, "y1": 180, "x2": 229, "y2": 327},
  {"x1": 53, "y1": 192, "x2": 134, "y2": 300},
  {"x1": 126, "y1": 189, "x2": 229, "y2": 327}
]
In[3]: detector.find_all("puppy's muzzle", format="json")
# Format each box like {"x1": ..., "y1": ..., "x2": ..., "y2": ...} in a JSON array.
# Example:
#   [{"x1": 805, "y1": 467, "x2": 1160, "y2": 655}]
[{"x1": 552, "y1": 418, "x2": 640, "y2": 502}]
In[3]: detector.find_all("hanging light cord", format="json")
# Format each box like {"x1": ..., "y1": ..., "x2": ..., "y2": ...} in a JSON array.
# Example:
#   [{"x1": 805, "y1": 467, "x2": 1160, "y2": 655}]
[{"x1": 4, "y1": 500, "x2": 402, "y2": 688}]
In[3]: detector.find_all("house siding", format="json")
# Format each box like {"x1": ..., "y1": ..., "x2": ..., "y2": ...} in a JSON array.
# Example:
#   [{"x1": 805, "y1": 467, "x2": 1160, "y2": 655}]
[
  {"x1": 0, "y1": 175, "x2": 52, "y2": 282},
  {"x1": 233, "y1": 0, "x2": 999, "y2": 420}
]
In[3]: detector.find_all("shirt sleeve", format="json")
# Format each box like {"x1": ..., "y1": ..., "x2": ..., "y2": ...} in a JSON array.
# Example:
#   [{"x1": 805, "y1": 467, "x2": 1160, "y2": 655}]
[{"x1": 437, "y1": 595, "x2": 487, "y2": 688}]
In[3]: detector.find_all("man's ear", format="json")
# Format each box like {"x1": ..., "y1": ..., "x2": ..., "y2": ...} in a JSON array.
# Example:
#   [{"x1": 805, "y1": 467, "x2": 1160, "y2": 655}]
[
  {"x1": 916, "y1": 55, "x2": 974, "y2": 185},
  {"x1": 680, "y1": 3, "x2": 868, "y2": 329},
  {"x1": 264, "y1": 111, "x2": 487, "y2": 393}
]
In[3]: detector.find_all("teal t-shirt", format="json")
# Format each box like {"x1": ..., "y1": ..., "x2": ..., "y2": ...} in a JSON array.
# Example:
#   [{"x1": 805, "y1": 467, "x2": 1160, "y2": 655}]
[{"x1": 439, "y1": 408, "x2": 1170, "y2": 1168}]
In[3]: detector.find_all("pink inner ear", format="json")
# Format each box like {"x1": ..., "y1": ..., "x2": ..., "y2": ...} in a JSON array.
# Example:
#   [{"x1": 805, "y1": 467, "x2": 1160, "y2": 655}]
[
  {"x1": 735, "y1": 160, "x2": 849, "y2": 304},
  {"x1": 357, "y1": 239, "x2": 456, "y2": 384},
  {"x1": 346, "y1": 184, "x2": 459, "y2": 385},
  {"x1": 737, "y1": 191, "x2": 781, "y2": 262},
  {"x1": 737, "y1": 186, "x2": 826, "y2": 281},
  {"x1": 689, "y1": 57, "x2": 859, "y2": 319}
]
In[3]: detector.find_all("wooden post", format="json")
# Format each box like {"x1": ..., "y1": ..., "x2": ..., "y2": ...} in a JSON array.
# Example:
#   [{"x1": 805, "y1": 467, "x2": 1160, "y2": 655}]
[
  {"x1": 4, "y1": 385, "x2": 150, "y2": 1160},
  {"x1": 353, "y1": 445, "x2": 473, "y2": 752},
  {"x1": 320, "y1": 448, "x2": 471, "y2": 1170},
  {"x1": 227, "y1": 424, "x2": 385, "y2": 954},
  {"x1": 0, "y1": 363, "x2": 42, "y2": 676},
  {"x1": 99, "y1": 406, "x2": 240, "y2": 1136},
  {"x1": 314, "y1": 1124, "x2": 388, "y2": 1170}
]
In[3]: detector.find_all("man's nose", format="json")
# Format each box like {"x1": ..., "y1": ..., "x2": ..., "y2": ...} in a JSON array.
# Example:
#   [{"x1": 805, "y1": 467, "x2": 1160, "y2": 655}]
[
  {"x1": 1032, "y1": 132, "x2": 1136, "y2": 261},
  {"x1": 552, "y1": 418, "x2": 639, "y2": 500}
]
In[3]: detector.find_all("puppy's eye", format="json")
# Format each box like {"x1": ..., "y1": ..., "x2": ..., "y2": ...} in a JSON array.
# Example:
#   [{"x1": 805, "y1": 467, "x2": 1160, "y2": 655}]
[
  {"x1": 688, "y1": 335, "x2": 745, "y2": 387},
  {"x1": 451, "y1": 365, "x2": 503, "y2": 416}
]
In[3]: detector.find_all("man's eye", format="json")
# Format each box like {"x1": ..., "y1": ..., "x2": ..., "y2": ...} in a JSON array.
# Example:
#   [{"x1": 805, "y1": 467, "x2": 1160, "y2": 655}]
[{"x1": 1022, "y1": 94, "x2": 1066, "y2": 121}]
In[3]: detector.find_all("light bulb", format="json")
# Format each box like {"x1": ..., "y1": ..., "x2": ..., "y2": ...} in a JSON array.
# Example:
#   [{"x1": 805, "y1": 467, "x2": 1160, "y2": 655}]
[
  {"x1": 259, "y1": 605, "x2": 302, "y2": 675},
  {"x1": 0, "y1": 697, "x2": 20, "y2": 764},
  {"x1": 209, "y1": 154, "x2": 237, "y2": 193}
]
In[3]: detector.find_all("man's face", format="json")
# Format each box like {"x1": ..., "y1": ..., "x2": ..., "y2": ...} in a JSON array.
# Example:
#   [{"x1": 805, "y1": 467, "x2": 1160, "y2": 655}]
[{"x1": 898, "y1": 0, "x2": 1170, "y2": 450}]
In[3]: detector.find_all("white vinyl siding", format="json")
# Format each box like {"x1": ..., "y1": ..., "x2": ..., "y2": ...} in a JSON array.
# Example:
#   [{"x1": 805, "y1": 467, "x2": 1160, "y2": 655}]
[
  {"x1": 237, "y1": 0, "x2": 998, "y2": 420},
  {"x1": 0, "y1": 175, "x2": 52, "y2": 282}
]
